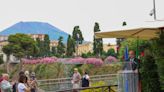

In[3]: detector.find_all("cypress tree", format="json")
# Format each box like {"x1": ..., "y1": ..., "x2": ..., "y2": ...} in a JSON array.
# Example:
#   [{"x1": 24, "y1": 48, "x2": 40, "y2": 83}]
[
  {"x1": 51, "y1": 46, "x2": 57, "y2": 55},
  {"x1": 57, "y1": 36, "x2": 65, "y2": 57},
  {"x1": 93, "y1": 22, "x2": 103, "y2": 56},
  {"x1": 72, "y1": 26, "x2": 84, "y2": 44},
  {"x1": 66, "y1": 35, "x2": 75, "y2": 56},
  {"x1": 44, "y1": 34, "x2": 50, "y2": 56}
]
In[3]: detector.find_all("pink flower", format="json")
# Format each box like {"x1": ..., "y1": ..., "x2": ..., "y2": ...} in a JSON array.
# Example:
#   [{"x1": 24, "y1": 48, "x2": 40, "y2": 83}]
[
  {"x1": 105, "y1": 56, "x2": 118, "y2": 63},
  {"x1": 85, "y1": 58, "x2": 103, "y2": 66},
  {"x1": 22, "y1": 57, "x2": 57, "y2": 64},
  {"x1": 68, "y1": 57, "x2": 85, "y2": 64}
]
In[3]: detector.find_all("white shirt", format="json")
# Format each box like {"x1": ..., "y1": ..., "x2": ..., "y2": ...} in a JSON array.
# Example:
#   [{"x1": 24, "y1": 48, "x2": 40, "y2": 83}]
[
  {"x1": 18, "y1": 83, "x2": 26, "y2": 92},
  {"x1": 83, "y1": 74, "x2": 89, "y2": 79}
]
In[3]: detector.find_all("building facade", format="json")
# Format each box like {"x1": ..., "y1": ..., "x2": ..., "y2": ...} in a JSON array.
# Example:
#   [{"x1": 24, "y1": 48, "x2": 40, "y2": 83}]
[
  {"x1": 76, "y1": 42, "x2": 93, "y2": 55},
  {"x1": 103, "y1": 44, "x2": 117, "y2": 52},
  {"x1": 76, "y1": 42, "x2": 117, "y2": 55},
  {"x1": 28, "y1": 34, "x2": 45, "y2": 41}
]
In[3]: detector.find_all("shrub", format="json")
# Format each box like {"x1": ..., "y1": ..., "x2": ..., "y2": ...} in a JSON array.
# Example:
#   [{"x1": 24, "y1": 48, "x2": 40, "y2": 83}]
[{"x1": 0, "y1": 55, "x2": 4, "y2": 64}]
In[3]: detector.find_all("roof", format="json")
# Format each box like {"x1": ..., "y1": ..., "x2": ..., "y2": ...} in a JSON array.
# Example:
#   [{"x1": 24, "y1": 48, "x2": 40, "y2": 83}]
[{"x1": 95, "y1": 26, "x2": 164, "y2": 39}]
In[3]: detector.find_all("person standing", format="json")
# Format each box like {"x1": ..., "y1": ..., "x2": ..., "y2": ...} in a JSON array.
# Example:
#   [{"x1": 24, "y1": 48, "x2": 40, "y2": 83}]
[
  {"x1": 81, "y1": 71, "x2": 90, "y2": 87},
  {"x1": 0, "y1": 74, "x2": 12, "y2": 92},
  {"x1": 128, "y1": 50, "x2": 139, "y2": 72},
  {"x1": 123, "y1": 50, "x2": 140, "y2": 92},
  {"x1": 17, "y1": 75, "x2": 30, "y2": 92},
  {"x1": 71, "y1": 68, "x2": 81, "y2": 90},
  {"x1": 29, "y1": 72, "x2": 37, "y2": 92},
  {"x1": 123, "y1": 50, "x2": 139, "y2": 71}
]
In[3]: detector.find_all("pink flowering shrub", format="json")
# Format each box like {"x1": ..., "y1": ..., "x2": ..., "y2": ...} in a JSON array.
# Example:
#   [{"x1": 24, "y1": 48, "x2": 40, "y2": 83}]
[
  {"x1": 85, "y1": 58, "x2": 103, "y2": 66},
  {"x1": 23, "y1": 57, "x2": 103, "y2": 66},
  {"x1": 23, "y1": 57, "x2": 57, "y2": 64},
  {"x1": 67, "y1": 57, "x2": 85, "y2": 64},
  {"x1": 105, "y1": 56, "x2": 118, "y2": 63}
]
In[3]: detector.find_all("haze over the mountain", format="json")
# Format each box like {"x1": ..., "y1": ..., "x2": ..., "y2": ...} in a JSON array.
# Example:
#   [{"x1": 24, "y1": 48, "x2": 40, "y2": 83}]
[{"x1": 0, "y1": 21, "x2": 69, "y2": 42}]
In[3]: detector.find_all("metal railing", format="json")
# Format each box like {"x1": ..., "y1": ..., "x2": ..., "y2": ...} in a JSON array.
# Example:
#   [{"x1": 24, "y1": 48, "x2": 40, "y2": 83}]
[
  {"x1": 37, "y1": 74, "x2": 118, "y2": 91},
  {"x1": 37, "y1": 62, "x2": 140, "y2": 92}
]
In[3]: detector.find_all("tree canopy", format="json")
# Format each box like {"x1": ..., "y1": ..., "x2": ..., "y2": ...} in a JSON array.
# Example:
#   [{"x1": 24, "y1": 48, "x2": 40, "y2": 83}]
[
  {"x1": 72, "y1": 26, "x2": 84, "y2": 44},
  {"x1": 6, "y1": 33, "x2": 38, "y2": 58},
  {"x1": 3, "y1": 33, "x2": 38, "y2": 71}
]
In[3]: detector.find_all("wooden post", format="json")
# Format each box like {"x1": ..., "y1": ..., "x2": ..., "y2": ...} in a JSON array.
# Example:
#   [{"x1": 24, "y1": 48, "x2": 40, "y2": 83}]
[{"x1": 108, "y1": 86, "x2": 111, "y2": 92}]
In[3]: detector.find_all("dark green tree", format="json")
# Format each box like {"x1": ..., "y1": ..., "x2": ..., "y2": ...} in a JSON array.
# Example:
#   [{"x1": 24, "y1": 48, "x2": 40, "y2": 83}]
[
  {"x1": 106, "y1": 48, "x2": 116, "y2": 57},
  {"x1": 2, "y1": 44, "x2": 12, "y2": 73},
  {"x1": 0, "y1": 55, "x2": 3, "y2": 65},
  {"x1": 66, "y1": 35, "x2": 75, "y2": 57},
  {"x1": 150, "y1": 30, "x2": 164, "y2": 90},
  {"x1": 51, "y1": 46, "x2": 57, "y2": 55},
  {"x1": 36, "y1": 38, "x2": 42, "y2": 57},
  {"x1": 4, "y1": 33, "x2": 38, "y2": 71},
  {"x1": 72, "y1": 26, "x2": 84, "y2": 44},
  {"x1": 93, "y1": 22, "x2": 103, "y2": 56},
  {"x1": 43, "y1": 34, "x2": 50, "y2": 56},
  {"x1": 57, "y1": 36, "x2": 65, "y2": 57},
  {"x1": 155, "y1": 30, "x2": 164, "y2": 56},
  {"x1": 140, "y1": 50, "x2": 161, "y2": 92},
  {"x1": 35, "y1": 35, "x2": 50, "y2": 57}
]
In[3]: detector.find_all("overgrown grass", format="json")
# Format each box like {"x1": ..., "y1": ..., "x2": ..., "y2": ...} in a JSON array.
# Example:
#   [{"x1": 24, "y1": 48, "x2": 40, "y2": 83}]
[{"x1": 4, "y1": 62, "x2": 122, "y2": 80}]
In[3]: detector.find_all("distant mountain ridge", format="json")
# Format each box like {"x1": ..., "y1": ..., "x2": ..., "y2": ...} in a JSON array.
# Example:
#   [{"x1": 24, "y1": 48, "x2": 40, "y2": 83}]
[{"x1": 0, "y1": 21, "x2": 69, "y2": 42}]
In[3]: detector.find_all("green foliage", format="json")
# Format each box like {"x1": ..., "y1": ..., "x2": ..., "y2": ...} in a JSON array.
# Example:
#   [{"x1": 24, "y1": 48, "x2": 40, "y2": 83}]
[
  {"x1": 66, "y1": 35, "x2": 75, "y2": 56},
  {"x1": 140, "y1": 50, "x2": 161, "y2": 92},
  {"x1": 80, "y1": 63, "x2": 121, "y2": 75},
  {"x1": 44, "y1": 34, "x2": 50, "y2": 56},
  {"x1": 72, "y1": 26, "x2": 84, "y2": 44},
  {"x1": 3, "y1": 44, "x2": 13, "y2": 73},
  {"x1": 9, "y1": 64, "x2": 19, "y2": 79},
  {"x1": 3, "y1": 33, "x2": 38, "y2": 71},
  {"x1": 36, "y1": 38, "x2": 43, "y2": 57},
  {"x1": 57, "y1": 36, "x2": 65, "y2": 57},
  {"x1": 150, "y1": 30, "x2": 164, "y2": 56},
  {"x1": 93, "y1": 22, "x2": 103, "y2": 56},
  {"x1": 119, "y1": 38, "x2": 146, "y2": 59},
  {"x1": 6, "y1": 33, "x2": 38, "y2": 58},
  {"x1": 51, "y1": 46, "x2": 57, "y2": 55},
  {"x1": 33, "y1": 63, "x2": 66, "y2": 79},
  {"x1": 156, "y1": 58, "x2": 164, "y2": 90},
  {"x1": 150, "y1": 30, "x2": 164, "y2": 90},
  {"x1": 6, "y1": 62, "x2": 122, "y2": 80},
  {"x1": 2, "y1": 44, "x2": 12, "y2": 57},
  {"x1": 36, "y1": 35, "x2": 50, "y2": 57},
  {"x1": 81, "y1": 52, "x2": 94, "y2": 58},
  {"x1": 81, "y1": 81, "x2": 107, "y2": 92},
  {"x1": 106, "y1": 48, "x2": 116, "y2": 57},
  {"x1": 0, "y1": 55, "x2": 4, "y2": 64},
  {"x1": 81, "y1": 53, "x2": 88, "y2": 58}
]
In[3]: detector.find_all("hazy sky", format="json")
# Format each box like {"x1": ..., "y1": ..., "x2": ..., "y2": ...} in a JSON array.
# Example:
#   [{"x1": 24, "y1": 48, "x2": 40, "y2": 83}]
[{"x1": 0, "y1": 0, "x2": 164, "y2": 44}]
